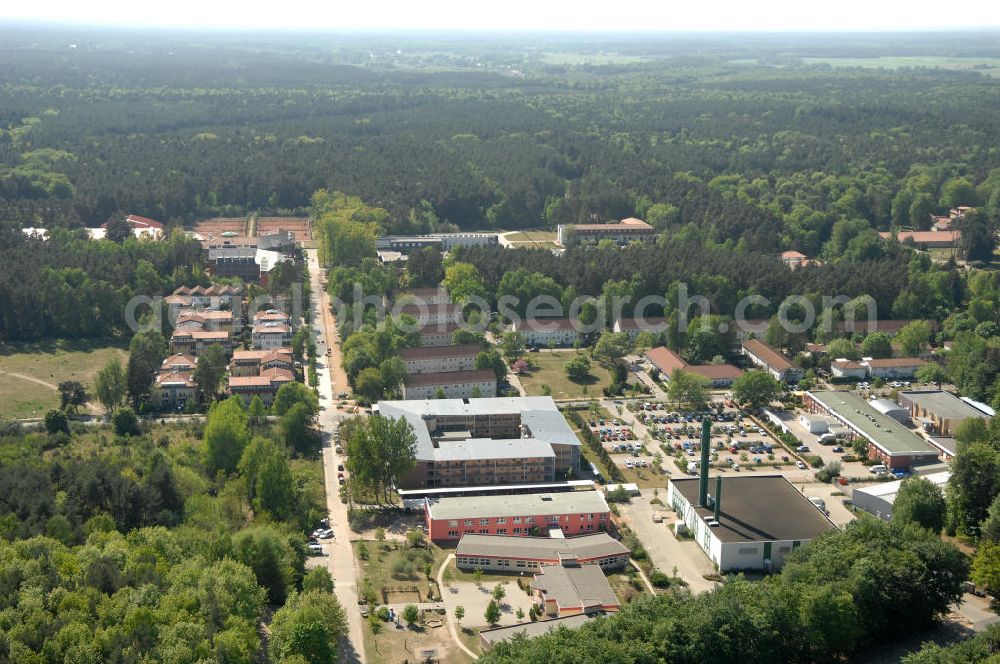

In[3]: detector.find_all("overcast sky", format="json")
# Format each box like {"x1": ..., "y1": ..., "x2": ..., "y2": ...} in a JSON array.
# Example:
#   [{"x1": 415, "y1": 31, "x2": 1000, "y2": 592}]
[{"x1": 2, "y1": 0, "x2": 998, "y2": 32}]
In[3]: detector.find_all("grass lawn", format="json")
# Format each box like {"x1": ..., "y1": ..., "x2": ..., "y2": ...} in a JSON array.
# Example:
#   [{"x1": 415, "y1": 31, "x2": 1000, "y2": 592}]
[
  {"x1": 0, "y1": 339, "x2": 129, "y2": 419},
  {"x1": 519, "y1": 351, "x2": 612, "y2": 400},
  {"x1": 355, "y1": 540, "x2": 441, "y2": 604}
]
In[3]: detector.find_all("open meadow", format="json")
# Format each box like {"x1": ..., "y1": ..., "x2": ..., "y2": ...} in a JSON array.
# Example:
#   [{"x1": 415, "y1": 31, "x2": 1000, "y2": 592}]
[{"x1": 0, "y1": 340, "x2": 128, "y2": 419}]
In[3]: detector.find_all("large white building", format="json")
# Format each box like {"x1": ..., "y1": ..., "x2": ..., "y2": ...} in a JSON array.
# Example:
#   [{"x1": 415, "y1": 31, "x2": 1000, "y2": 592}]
[
  {"x1": 667, "y1": 475, "x2": 836, "y2": 572},
  {"x1": 375, "y1": 396, "x2": 582, "y2": 489},
  {"x1": 852, "y1": 471, "x2": 950, "y2": 520}
]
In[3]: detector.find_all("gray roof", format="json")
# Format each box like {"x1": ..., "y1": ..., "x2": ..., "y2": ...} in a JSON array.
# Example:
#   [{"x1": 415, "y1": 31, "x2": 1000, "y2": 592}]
[
  {"x1": 808, "y1": 390, "x2": 938, "y2": 456},
  {"x1": 426, "y1": 490, "x2": 609, "y2": 521},
  {"x1": 432, "y1": 438, "x2": 555, "y2": 462},
  {"x1": 479, "y1": 614, "x2": 600, "y2": 648},
  {"x1": 671, "y1": 475, "x2": 836, "y2": 544},
  {"x1": 853, "y1": 471, "x2": 950, "y2": 502},
  {"x1": 403, "y1": 369, "x2": 496, "y2": 388},
  {"x1": 900, "y1": 390, "x2": 992, "y2": 420},
  {"x1": 376, "y1": 396, "x2": 580, "y2": 463},
  {"x1": 870, "y1": 399, "x2": 907, "y2": 415},
  {"x1": 530, "y1": 563, "x2": 619, "y2": 610},
  {"x1": 399, "y1": 343, "x2": 482, "y2": 361},
  {"x1": 457, "y1": 533, "x2": 628, "y2": 561}
]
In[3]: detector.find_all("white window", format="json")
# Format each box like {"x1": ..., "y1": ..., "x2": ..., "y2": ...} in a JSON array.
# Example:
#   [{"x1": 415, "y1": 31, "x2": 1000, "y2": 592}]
[
  {"x1": 497, "y1": 518, "x2": 507, "y2": 525},
  {"x1": 448, "y1": 520, "x2": 458, "y2": 527},
  {"x1": 480, "y1": 519, "x2": 489, "y2": 526},
  {"x1": 464, "y1": 520, "x2": 474, "y2": 527},
  {"x1": 448, "y1": 530, "x2": 459, "y2": 538},
  {"x1": 513, "y1": 517, "x2": 522, "y2": 524}
]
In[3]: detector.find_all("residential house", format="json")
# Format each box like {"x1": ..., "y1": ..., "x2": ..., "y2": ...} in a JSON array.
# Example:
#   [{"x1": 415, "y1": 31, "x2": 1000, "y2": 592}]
[
  {"x1": 150, "y1": 371, "x2": 198, "y2": 411},
  {"x1": 230, "y1": 348, "x2": 294, "y2": 377},
  {"x1": 645, "y1": 346, "x2": 742, "y2": 387},
  {"x1": 228, "y1": 368, "x2": 295, "y2": 407},
  {"x1": 399, "y1": 344, "x2": 481, "y2": 374},
  {"x1": 741, "y1": 339, "x2": 803, "y2": 383},
  {"x1": 612, "y1": 317, "x2": 668, "y2": 341},
  {"x1": 252, "y1": 322, "x2": 292, "y2": 350},
  {"x1": 510, "y1": 318, "x2": 583, "y2": 348},
  {"x1": 402, "y1": 369, "x2": 497, "y2": 400}
]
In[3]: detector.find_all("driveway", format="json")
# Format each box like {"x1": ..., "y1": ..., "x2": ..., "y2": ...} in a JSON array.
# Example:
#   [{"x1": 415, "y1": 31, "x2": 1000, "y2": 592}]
[{"x1": 619, "y1": 493, "x2": 719, "y2": 594}]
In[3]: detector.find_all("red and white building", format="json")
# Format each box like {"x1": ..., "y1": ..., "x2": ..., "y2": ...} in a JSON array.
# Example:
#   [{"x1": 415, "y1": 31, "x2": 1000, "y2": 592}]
[{"x1": 425, "y1": 491, "x2": 611, "y2": 542}]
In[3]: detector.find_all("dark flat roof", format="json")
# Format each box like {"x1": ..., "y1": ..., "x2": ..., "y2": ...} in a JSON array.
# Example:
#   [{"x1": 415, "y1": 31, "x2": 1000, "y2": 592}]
[{"x1": 671, "y1": 475, "x2": 835, "y2": 544}]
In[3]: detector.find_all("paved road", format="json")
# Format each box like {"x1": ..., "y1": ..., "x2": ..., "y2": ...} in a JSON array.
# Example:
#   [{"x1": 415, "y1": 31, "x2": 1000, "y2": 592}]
[
  {"x1": 619, "y1": 493, "x2": 719, "y2": 595},
  {"x1": 307, "y1": 249, "x2": 366, "y2": 663}
]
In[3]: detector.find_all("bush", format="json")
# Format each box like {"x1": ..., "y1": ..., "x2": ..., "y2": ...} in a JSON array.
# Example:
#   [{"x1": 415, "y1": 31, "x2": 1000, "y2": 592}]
[
  {"x1": 649, "y1": 571, "x2": 672, "y2": 588},
  {"x1": 111, "y1": 407, "x2": 140, "y2": 437},
  {"x1": 815, "y1": 461, "x2": 843, "y2": 483},
  {"x1": 43, "y1": 409, "x2": 69, "y2": 435},
  {"x1": 805, "y1": 455, "x2": 824, "y2": 468}
]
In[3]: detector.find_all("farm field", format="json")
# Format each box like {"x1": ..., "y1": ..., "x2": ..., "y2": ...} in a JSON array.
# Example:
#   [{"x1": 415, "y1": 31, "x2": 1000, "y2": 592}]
[
  {"x1": 518, "y1": 351, "x2": 612, "y2": 400},
  {"x1": 800, "y1": 56, "x2": 1000, "y2": 76},
  {"x1": 0, "y1": 340, "x2": 128, "y2": 419}
]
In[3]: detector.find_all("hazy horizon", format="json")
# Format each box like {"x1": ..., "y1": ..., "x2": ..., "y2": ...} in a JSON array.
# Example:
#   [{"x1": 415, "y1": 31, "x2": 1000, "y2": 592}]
[{"x1": 1, "y1": 0, "x2": 999, "y2": 33}]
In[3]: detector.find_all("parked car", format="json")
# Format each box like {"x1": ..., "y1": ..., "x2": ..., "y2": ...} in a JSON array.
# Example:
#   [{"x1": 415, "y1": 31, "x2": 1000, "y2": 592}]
[
  {"x1": 308, "y1": 542, "x2": 323, "y2": 554},
  {"x1": 796, "y1": 445, "x2": 810, "y2": 453},
  {"x1": 832, "y1": 446, "x2": 844, "y2": 453},
  {"x1": 317, "y1": 529, "x2": 334, "y2": 540},
  {"x1": 796, "y1": 460, "x2": 807, "y2": 470}
]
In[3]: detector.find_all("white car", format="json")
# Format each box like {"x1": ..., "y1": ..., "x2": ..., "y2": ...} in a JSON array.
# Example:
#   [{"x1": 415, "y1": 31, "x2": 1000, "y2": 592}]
[
  {"x1": 317, "y1": 529, "x2": 334, "y2": 540},
  {"x1": 796, "y1": 461, "x2": 807, "y2": 470},
  {"x1": 308, "y1": 542, "x2": 323, "y2": 554}
]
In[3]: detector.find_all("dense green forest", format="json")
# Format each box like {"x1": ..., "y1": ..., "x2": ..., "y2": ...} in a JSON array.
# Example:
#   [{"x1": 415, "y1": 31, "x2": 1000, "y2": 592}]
[
  {"x1": 0, "y1": 393, "x2": 343, "y2": 663},
  {"x1": 2, "y1": 28, "x2": 1000, "y2": 237}
]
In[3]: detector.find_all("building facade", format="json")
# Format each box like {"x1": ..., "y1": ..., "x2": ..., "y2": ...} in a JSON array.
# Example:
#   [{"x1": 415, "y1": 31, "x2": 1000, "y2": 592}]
[
  {"x1": 455, "y1": 533, "x2": 629, "y2": 573},
  {"x1": 402, "y1": 369, "x2": 497, "y2": 400},
  {"x1": 399, "y1": 344, "x2": 481, "y2": 374},
  {"x1": 557, "y1": 217, "x2": 656, "y2": 246},
  {"x1": 425, "y1": 491, "x2": 611, "y2": 541},
  {"x1": 741, "y1": 339, "x2": 803, "y2": 383}
]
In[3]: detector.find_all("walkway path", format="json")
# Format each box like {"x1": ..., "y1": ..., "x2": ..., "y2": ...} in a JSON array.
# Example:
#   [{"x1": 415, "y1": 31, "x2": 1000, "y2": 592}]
[
  {"x1": 629, "y1": 559, "x2": 655, "y2": 593},
  {"x1": 436, "y1": 554, "x2": 479, "y2": 661},
  {"x1": 307, "y1": 249, "x2": 365, "y2": 663},
  {"x1": 0, "y1": 369, "x2": 103, "y2": 415}
]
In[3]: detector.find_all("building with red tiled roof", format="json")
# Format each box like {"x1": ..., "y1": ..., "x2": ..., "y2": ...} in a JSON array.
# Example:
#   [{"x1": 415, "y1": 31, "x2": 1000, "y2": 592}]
[
  {"x1": 151, "y1": 371, "x2": 198, "y2": 410},
  {"x1": 742, "y1": 339, "x2": 803, "y2": 383},
  {"x1": 230, "y1": 348, "x2": 294, "y2": 377},
  {"x1": 228, "y1": 367, "x2": 295, "y2": 407},
  {"x1": 879, "y1": 230, "x2": 960, "y2": 249},
  {"x1": 644, "y1": 346, "x2": 743, "y2": 387}
]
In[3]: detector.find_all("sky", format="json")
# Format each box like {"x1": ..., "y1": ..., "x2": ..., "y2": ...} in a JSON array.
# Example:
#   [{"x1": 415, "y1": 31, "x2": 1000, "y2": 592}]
[{"x1": 1, "y1": 0, "x2": 998, "y2": 32}]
